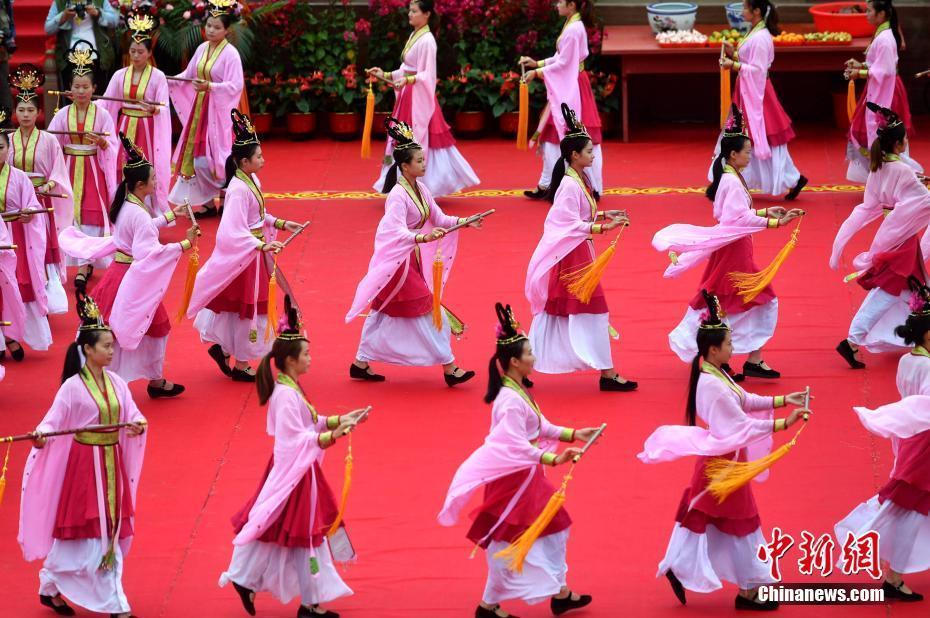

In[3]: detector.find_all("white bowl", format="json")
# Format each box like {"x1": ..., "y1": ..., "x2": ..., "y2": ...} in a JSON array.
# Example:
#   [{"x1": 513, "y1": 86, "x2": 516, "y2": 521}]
[
  {"x1": 725, "y1": 2, "x2": 751, "y2": 33},
  {"x1": 647, "y1": 2, "x2": 698, "y2": 33}
]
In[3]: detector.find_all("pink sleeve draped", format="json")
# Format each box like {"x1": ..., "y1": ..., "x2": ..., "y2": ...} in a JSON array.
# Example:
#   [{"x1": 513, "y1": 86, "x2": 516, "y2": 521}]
[
  {"x1": 0, "y1": 215, "x2": 26, "y2": 343},
  {"x1": 853, "y1": 396, "x2": 930, "y2": 440},
  {"x1": 830, "y1": 172, "x2": 886, "y2": 270},
  {"x1": 541, "y1": 22, "x2": 587, "y2": 140},
  {"x1": 735, "y1": 31, "x2": 774, "y2": 159},
  {"x1": 18, "y1": 371, "x2": 147, "y2": 561},
  {"x1": 525, "y1": 178, "x2": 592, "y2": 314},
  {"x1": 6, "y1": 167, "x2": 48, "y2": 314},
  {"x1": 863, "y1": 30, "x2": 898, "y2": 150}
]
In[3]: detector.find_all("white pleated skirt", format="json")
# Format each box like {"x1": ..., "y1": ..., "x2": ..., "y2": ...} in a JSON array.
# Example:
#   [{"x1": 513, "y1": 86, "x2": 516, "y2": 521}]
[
  {"x1": 46, "y1": 267, "x2": 68, "y2": 315},
  {"x1": 707, "y1": 141, "x2": 800, "y2": 197},
  {"x1": 529, "y1": 312, "x2": 613, "y2": 374},
  {"x1": 193, "y1": 309, "x2": 272, "y2": 362},
  {"x1": 373, "y1": 145, "x2": 480, "y2": 198},
  {"x1": 169, "y1": 157, "x2": 224, "y2": 207},
  {"x1": 22, "y1": 301, "x2": 52, "y2": 351},
  {"x1": 669, "y1": 299, "x2": 778, "y2": 362},
  {"x1": 847, "y1": 288, "x2": 909, "y2": 353},
  {"x1": 111, "y1": 334, "x2": 168, "y2": 382},
  {"x1": 483, "y1": 530, "x2": 569, "y2": 605},
  {"x1": 657, "y1": 523, "x2": 776, "y2": 593},
  {"x1": 355, "y1": 310, "x2": 454, "y2": 366},
  {"x1": 39, "y1": 538, "x2": 131, "y2": 614},
  {"x1": 836, "y1": 495, "x2": 930, "y2": 575}
]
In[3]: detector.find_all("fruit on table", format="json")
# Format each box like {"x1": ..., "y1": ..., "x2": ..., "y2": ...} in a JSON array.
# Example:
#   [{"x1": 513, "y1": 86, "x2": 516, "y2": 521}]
[
  {"x1": 708, "y1": 28, "x2": 742, "y2": 45},
  {"x1": 773, "y1": 32, "x2": 805, "y2": 45},
  {"x1": 656, "y1": 29, "x2": 708, "y2": 45},
  {"x1": 804, "y1": 31, "x2": 853, "y2": 43}
]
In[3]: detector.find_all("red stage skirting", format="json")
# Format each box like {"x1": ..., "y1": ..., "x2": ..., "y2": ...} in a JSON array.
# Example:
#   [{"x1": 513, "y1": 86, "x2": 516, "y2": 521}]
[{"x1": 1, "y1": 124, "x2": 929, "y2": 617}]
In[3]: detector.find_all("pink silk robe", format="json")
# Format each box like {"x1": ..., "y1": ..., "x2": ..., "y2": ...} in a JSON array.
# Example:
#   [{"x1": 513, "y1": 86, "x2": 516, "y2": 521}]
[
  {"x1": 540, "y1": 19, "x2": 588, "y2": 141},
  {"x1": 3, "y1": 164, "x2": 48, "y2": 315},
  {"x1": 385, "y1": 28, "x2": 438, "y2": 155}
]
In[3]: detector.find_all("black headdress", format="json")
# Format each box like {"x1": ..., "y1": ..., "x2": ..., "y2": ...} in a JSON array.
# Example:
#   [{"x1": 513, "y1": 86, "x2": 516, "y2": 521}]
[
  {"x1": 231, "y1": 109, "x2": 260, "y2": 147},
  {"x1": 277, "y1": 295, "x2": 307, "y2": 341},
  {"x1": 385, "y1": 116, "x2": 421, "y2": 151},
  {"x1": 866, "y1": 101, "x2": 906, "y2": 143},
  {"x1": 119, "y1": 132, "x2": 150, "y2": 170},
  {"x1": 560, "y1": 103, "x2": 589, "y2": 140},
  {"x1": 907, "y1": 276, "x2": 930, "y2": 318},
  {"x1": 699, "y1": 289, "x2": 729, "y2": 331},
  {"x1": 495, "y1": 302, "x2": 527, "y2": 346},
  {"x1": 722, "y1": 104, "x2": 748, "y2": 139},
  {"x1": 76, "y1": 292, "x2": 110, "y2": 332},
  {"x1": 11, "y1": 64, "x2": 44, "y2": 105}
]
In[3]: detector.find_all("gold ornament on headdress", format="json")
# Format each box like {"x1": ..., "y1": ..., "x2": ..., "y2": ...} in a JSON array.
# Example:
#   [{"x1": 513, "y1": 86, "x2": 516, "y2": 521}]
[
  {"x1": 127, "y1": 13, "x2": 156, "y2": 43},
  {"x1": 231, "y1": 109, "x2": 260, "y2": 147},
  {"x1": 119, "y1": 132, "x2": 150, "y2": 170},
  {"x1": 496, "y1": 303, "x2": 528, "y2": 346},
  {"x1": 560, "y1": 103, "x2": 589, "y2": 140},
  {"x1": 0, "y1": 110, "x2": 6, "y2": 126},
  {"x1": 208, "y1": 0, "x2": 236, "y2": 18},
  {"x1": 385, "y1": 117, "x2": 421, "y2": 151},
  {"x1": 11, "y1": 64, "x2": 43, "y2": 105},
  {"x1": 77, "y1": 296, "x2": 111, "y2": 332},
  {"x1": 67, "y1": 47, "x2": 96, "y2": 77}
]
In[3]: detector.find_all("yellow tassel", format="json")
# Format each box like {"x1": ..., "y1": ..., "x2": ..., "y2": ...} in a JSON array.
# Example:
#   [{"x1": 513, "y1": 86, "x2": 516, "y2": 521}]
[
  {"x1": 327, "y1": 434, "x2": 353, "y2": 537},
  {"x1": 493, "y1": 463, "x2": 574, "y2": 573},
  {"x1": 265, "y1": 257, "x2": 278, "y2": 342},
  {"x1": 175, "y1": 244, "x2": 200, "y2": 323},
  {"x1": 847, "y1": 79, "x2": 857, "y2": 123},
  {"x1": 0, "y1": 440, "x2": 11, "y2": 506},
  {"x1": 516, "y1": 81, "x2": 529, "y2": 150},
  {"x1": 727, "y1": 221, "x2": 801, "y2": 303},
  {"x1": 560, "y1": 226, "x2": 626, "y2": 304},
  {"x1": 720, "y1": 68, "x2": 731, "y2": 130},
  {"x1": 432, "y1": 250, "x2": 443, "y2": 331},
  {"x1": 705, "y1": 423, "x2": 808, "y2": 503},
  {"x1": 361, "y1": 82, "x2": 375, "y2": 159}
]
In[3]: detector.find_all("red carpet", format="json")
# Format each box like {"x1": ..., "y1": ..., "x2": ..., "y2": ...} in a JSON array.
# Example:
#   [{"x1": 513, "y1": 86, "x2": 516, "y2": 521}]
[{"x1": 2, "y1": 124, "x2": 930, "y2": 617}]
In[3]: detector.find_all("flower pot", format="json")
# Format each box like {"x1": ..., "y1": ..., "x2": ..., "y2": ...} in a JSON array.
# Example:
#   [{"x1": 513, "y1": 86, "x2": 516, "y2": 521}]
[
  {"x1": 498, "y1": 111, "x2": 520, "y2": 137},
  {"x1": 599, "y1": 111, "x2": 615, "y2": 137},
  {"x1": 329, "y1": 112, "x2": 361, "y2": 140},
  {"x1": 454, "y1": 111, "x2": 487, "y2": 138},
  {"x1": 373, "y1": 112, "x2": 391, "y2": 136},
  {"x1": 286, "y1": 112, "x2": 317, "y2": 139},
  {"x1": 252, "y1": 112, "x2": 273, "y2": 136}
]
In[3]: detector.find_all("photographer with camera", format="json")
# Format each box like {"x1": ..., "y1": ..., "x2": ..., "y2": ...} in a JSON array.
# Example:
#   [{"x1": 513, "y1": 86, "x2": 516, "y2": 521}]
[
  {"x1": 44, "y1": 0, "x2": 118, "y2": 88},
  {"x1": 0, "y1": 0, "x2": 15, "y2": 112}
]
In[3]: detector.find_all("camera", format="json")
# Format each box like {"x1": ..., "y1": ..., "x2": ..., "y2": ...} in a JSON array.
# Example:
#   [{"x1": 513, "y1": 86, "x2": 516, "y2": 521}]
[{"x1": 68, "y1": 1, "x2": 88, "y2": 20}]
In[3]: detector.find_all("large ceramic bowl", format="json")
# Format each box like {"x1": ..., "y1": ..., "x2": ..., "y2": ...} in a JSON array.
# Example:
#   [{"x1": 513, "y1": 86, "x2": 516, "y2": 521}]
[
  {"x1": 647, "y1": 2, "x2": 698, "y2": 33},
  {"x1": 725, "y1": 2, "x2": 750, "y2": 33}
]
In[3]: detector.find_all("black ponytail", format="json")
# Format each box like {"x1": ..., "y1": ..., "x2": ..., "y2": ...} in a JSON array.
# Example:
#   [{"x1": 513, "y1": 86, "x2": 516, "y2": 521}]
[
  {"x1": 61, "y1": 329, "x2": 109, "y2": 384},
  {"x1": 571, "y1": 0, "x2": 595, "y2": 28},
  {"x1": 706, "y1": 133, "x2": 751, "y2": 201},
  {"x1": 485, "y1": 338, "x2": 529, "y2": 404},
  {"x1": 224, "y1": 142, "x2": 260, "y2": 189},
  {"x1": 747, "y1": 0, "x2": 781, "y2": 36},
  {"x1": 545, "y1": 134, "x2": 592, "y2": 202},
  {"x1": 256, "y1": 337, "x2": 307, "y2": 405},
  {"x1": 685, "y1": 326, "x2": 730, "y2": 425},
  {"x1": 870, "y1": 0, "x2": 901, "y2": 52},
  {"x1": 109, "y1": 163, "x2": 152, "y2": 223},
  {"x1": 382, "y1": 146, "x2": 421, "y2": 193},
  {"x1": 895, "y1": 314, "x2": 930, "y2": 346}
]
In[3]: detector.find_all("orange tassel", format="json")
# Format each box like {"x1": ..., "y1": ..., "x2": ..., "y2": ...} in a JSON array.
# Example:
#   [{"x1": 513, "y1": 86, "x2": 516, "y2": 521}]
[
  {"x1": 847, "y1": 79, "x2": 857, "y2": 123},
  {"x1": 327, "y1": 434, "x2": 353, "y2": 537},
  {"x1": 361, "y1": 81, "x2": 375, "y2": 159},
  {"x1": 560, "y1": 226, "x2": 627, "y2": 304},
  {"x1": 265, "y1": 257, "x2": 278, "y2": 342},
  {"x1": 0, "y1": 440, "x2": 10, "y2": 506},
  {"x1": 728, "y1": 221, "x2": 801, "y2": 303},
  {"x1": 239, "y1": 84, "x2": 250, "y2": 115},
  {"x1": 175, "y1": 244, "x2": 200, "y2": 323},
  {"x1": 516, "y1": 80, "x2": 529, "y2": 150},
  {"x1": 720, "y1": 68, "x2": 731, "y2": 130},
  {"x1": 432, "y1": 250, "x2": 443, "y2": 331}
]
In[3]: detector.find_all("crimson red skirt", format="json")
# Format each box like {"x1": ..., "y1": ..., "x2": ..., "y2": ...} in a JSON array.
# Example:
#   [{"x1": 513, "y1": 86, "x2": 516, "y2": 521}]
[
  {"x1": 66, "y1": 154, "x2": 108, "y2": 228},
  {"x1": 37, "y1": 194, "x2": 62, "y2": 267},
  {"x1": 92, "y1": 261, "x2": 171, "y2": 338},
  {"x1": 856, "y1": 235, "x2": 926, "y2": 295},
  {"x1": 675, "y1": 450, "x2": 761, "y2": 537},
  {"x1": 231, "y1": 457, "x2": 341, "y2": 549},
  {"x1": 850, "y1": 76, "x2": 914, "y2": 149},
  {"x1": 53, "y1": 442, "x2": 135, "y2": 540},
  {"x1": 689, "y1": 236, "x2": 775, "y2": 314},
  {"x1": 116, "y1": 113, "x2": 155, "y2": 174},
  {"x1": 877, "y1": 430, "x2": 930, "y2": 515},
  {"x1": 541, "y1": 72, "x2": 603, "y2": 145},
  {"x1": 545, "y1": 240, "x2": 608, "y2": 316},
  {"x1": 372, "y1": 248, "x2": 432, "y2": 317},
  {"x1": 206, "y1": 254, "x2": 270, "y2": 319},
  {"x1": 10, "y1": 221, "x2": 37, "y2": 303},
  {"x1": 392, "y1": 87, "x2": 456, "y2": 149},
  {"x1": 467, "y1": 466, "x2": 572, "y2": 548},
  {"x1": 733, "y1": 77, "x2": 795, "y2": 148}
]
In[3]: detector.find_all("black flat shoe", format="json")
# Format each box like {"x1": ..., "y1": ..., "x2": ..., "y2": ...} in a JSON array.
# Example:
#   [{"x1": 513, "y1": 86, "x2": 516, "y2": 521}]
[
  {"x1": 722, "y1": 363, "x2": 745, "y2": 383},
  {"x1": 785, "y1": 175, "x2": 808, "y2": 201},
  {"x1": 475, "y1": 605, "x2": 518, "y2": 618},
  {"x1": 883, "y1": 580, "x2": 924, "y2": 602},
  {"x1": 207, "y1": 343, "x2": 232, "y2": 376},
  {"x1": 523, "y1": 187, "x2": 547, "y2": 200},
  {"x1": 592, "y1": 190, "x2": 601, "y2": 203},
  {"x1": 665, "y1": 570, "x2": 686, "y2": 605},
  {"x1": 735, "y1": 594, "x2": 778, "y2": 611},
  {"x1": 39, "y1": 594, "x2": 75, "y2": 616},
  {"x1": 742, "y1": 361, "x2": 780, "y2": 379},
  {"x1": 522, "y1": 376, "x2": 534, "y2": 389},
  {"x1": 147, "y1": 381, "x2": 186, "y2": 399},
  {"x1": 836, "y1": 339, "x2": 866, "y2": 369},
  {"x1": 4, "y1": 339, "x2": 24, "y2": 361},
  {"x1": 196, "y1": 203, "x2": 219, "y2": 218},
  {"x1": 298, "y1": 605, "x2": 340, "y2": 618},
  {"x1": 349, "y1": 363, "x2": 385, "y2": 382},
  {"x1": 231, "y1": 367, "x2": 256, "y2": 383},
  {"x1": 551, "y1": 591, "x2": 592, "y2": 615},
  {"x1": 599, "y1": 376, "x2": 638, "y2": 392},
  {"x1": 73, "y1": 272, "x2": 88, "y2": 292},
  {"x1": 445, "y1": 367, "x2": 476, "y2": 387},
  {"x1": 232, "y1": 581, "x2": 256, "y2": 616}
]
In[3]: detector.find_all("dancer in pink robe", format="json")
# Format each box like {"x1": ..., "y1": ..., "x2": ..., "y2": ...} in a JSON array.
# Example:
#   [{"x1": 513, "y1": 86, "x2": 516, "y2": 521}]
[
  {"x1": 834, "y1": 103, "x2": 930, "y2": 368},
  {"x1": 439, "y1": 303, "x2": 597, "y2": 618},
  {"x1": 47, "y1": 44, "x2": 119, "y2": 288},
  {"x1": 59, "y1": 133, "x2": 199, "y2": 397},
  {"x1": 0, "y1": 172, "x2": 27, "y2": 363},
  {"x1": 10, "y1": 63, "x2": 73, "y2": 315},
  {"x1": 347, "y1": 117, "x2": 483, "y2": 385},
  {"x1": 168, "y1": 1, "x2": 244, "y2": 215},
  {"x1": 99, "y1": 14, "x2": 171, "y2": 216},
  {"x1": 187, "y1": 110, "x2": 304, "y2": 382},
  {"x1": 835, "y1": 286, "x2": 930, "y2": 602},
  {"x1": 716, "y1": 0, "x2": 807, "y2": 199},
  {"x1": 18, "y1": 293, "x2": 147, "y2": 618},
  {"x1": 639, "y1": 291, "x2": 809, "y2": 610},
  {"x1": 220, "y1": 299, "x2": 368, "y2": 618},
  {"x1": 655, "y1": 106, "x2": 802, "y2": 380},
  {"x1": 520, "y1": 0, "x2": 604, "y2": 198},
  {"x1": 1, "y1": 123, "x2": 53, "y2": 357},
  {"x1": 844, "y1": 0, "x2": 921, "y2": 183},
  {"x1": 369, "y1": 0, "x2": 479, "y2": 197},
  {"x1": 525, "y1": 104, "x2": 635, "y2": 392}
]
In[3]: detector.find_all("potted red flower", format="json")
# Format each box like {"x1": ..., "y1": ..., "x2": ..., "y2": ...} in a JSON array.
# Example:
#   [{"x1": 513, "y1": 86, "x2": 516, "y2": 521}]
[
  {"x1": 325, "y1": 64, "x2": 363, "y2": 139},
  {"x1": 278, "y1": 72, "x2": 324, "y2": 139}
]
